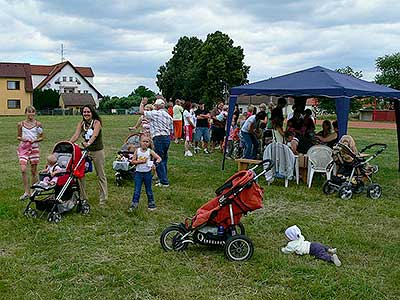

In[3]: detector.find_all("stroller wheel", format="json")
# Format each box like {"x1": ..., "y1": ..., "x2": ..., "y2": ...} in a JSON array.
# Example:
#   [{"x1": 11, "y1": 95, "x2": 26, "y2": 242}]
[
  {"x1": 115, "y1": 177, "x2": 122, "y2": 186},
  {"x1": 367, "y1": 184, "x2": 382, "y2": 200},
  {"x1": 226, "y1": 222, "x2": 246, "y2": 237},
  {"x1": 224, "y1": 235, "x2": 254, "y2": 262},
  {"x1": 160, "y1": 225, "x2": 188, "y2": 251},
  {"x1": 338, "y1": 183, "x2": 353, "y2": 200},
  {"x1": 24, "y1": 208, "x2": 37, "y2": 218},
  {"x1": 322, "y1": 181, "x2": 336, "y2": 195},
  {"x1": 47, "y1": 212, "x2": 61, "y2": 223},
  {"x1": 79, "y1": 200, "x2": 91, "y2": 215}
]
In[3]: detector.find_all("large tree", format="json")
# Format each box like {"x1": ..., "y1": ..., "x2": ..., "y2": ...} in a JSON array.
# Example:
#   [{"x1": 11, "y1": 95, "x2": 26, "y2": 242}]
[
  {"x1": 156, "y1": 36, "x2": 203, "y2": 101},
  {"x1": 33, "y1": 89, "x2": 59, "y2": 110},
  {"x1": 318, "y1": 66, "x2": 364, "y2": 113},
  {"x1": 375, "y1": 52, "x2": 400, "y2": 89},
  {"x1": 156, "y1": 31, "x2": 249, "y2": 107},
  {"x1": 191, "y1": 31, "x2": 249, "y2": 107}
]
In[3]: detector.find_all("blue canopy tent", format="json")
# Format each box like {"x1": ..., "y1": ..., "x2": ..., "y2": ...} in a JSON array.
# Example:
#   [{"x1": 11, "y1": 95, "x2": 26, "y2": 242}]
[{"x1": 224, "y1": 66, "x2": 400, "y2": 171}]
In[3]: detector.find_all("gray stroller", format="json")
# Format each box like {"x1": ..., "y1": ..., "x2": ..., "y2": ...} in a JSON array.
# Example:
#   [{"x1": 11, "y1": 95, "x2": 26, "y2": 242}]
[{"x1": 112, "y1": 133, "x2": 140, "y2": 186}]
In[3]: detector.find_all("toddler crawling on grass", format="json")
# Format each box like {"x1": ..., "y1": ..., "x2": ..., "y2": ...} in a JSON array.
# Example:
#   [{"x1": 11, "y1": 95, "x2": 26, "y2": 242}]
[{"x1": 281, "y1": 225, "x2": 341, "y2": 266}]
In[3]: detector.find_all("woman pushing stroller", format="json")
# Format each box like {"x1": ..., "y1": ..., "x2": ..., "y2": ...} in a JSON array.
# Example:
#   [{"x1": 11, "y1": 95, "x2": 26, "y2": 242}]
[{"x1": 69, "y1": 105, "x2": 108, "y2": 206}]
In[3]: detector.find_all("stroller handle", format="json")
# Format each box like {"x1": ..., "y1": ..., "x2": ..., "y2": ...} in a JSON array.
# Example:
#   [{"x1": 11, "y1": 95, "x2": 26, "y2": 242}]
[
  {"x1": 249, "y1": 159, "x2": 274, "y2": 172},
  {"x1": 359, "y1": 143, "x2": 387, "y2": 156},
  {"x1": 118, "y1": 150, "x2": 136, "y2": 155}
]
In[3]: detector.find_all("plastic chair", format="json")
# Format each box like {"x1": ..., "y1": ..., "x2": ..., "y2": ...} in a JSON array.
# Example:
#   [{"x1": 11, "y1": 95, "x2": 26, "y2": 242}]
[
  {"x1": 263, "y1": 142, "x2": 299, "y2": 187},
  {"x1": 306, "y1": 145, "x2": 334, "y2": 188}
]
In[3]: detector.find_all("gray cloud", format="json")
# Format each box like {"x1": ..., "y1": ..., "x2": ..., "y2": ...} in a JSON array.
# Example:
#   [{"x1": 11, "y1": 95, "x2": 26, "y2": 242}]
[{"x1": 1, "y1": 0, "x2": 400, "y2": 96}]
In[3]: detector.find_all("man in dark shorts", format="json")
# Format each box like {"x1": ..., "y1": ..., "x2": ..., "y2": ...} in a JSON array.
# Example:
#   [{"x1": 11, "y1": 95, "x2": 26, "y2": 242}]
[
  {"x1": 193, "y1": 101, "x2": 211, "y2": 154},
  {"x1": 210, "y1": 101, "x2": 225, "y2": 152}
]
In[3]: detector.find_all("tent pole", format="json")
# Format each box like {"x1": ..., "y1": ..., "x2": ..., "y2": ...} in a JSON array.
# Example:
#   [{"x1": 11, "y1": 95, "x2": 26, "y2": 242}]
[
  {"x1": 222, "y1": 95, "x2": 237, "y2": 170},
  {"x1": 335, "y1": 97, "x2": 350, "y2": 139},
  {"x1": 394, "y1": 99, "x2": 400, "y2": 172}
]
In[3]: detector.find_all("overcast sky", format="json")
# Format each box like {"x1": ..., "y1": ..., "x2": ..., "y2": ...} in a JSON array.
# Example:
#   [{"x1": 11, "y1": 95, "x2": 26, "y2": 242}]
[{"x1": 1, "y1": 0, "x2": 400, "y2": 97}]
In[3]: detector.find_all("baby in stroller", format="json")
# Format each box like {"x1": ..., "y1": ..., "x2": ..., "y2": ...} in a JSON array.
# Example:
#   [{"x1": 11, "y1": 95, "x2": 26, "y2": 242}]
[
  {"x1": 34, "y1": 154, "x2": 64, "y2": 188},
  {"x1": 113, "y1": 133, "x2": 140, "y2": 186},
  {"x1": 323, "y1": 135, "x2": 387, "y2": 200},
  {"x1": 23, "y1": 141, "x2": 90, "y2": 223}
]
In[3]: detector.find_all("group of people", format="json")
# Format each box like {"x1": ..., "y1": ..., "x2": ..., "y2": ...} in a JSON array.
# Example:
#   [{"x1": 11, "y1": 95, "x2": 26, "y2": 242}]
[
  {"x1": 17, "y1": 105, "x2": 108, "y2": 206},
  {"x1": 16, "y1": 99, "x2": 341, "y2": 211},
  {"x1": 16, "y1": 102, "x2": 343, "y2": 267},
  {"x1": 233, "y1": 97, "x2": 340, "y2": 159},
  {"x1": 166, "y1": 99, "x2": 229, "y2": 156},
  {"x1": 18, "y1": 98, "x2": 341, "y2": 206}
]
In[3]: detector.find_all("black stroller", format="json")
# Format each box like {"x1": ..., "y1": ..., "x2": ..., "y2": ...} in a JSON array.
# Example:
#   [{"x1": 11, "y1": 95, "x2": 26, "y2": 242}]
[
  {"x1": 23, "y1": 141, "x2": 90, "y2": 223},
  {"x1": 113, "y1": 133, "x2": 140, "y2": 186},
  {"x1": 323, "y1": 142, "x2": 387, "y2": 200}
]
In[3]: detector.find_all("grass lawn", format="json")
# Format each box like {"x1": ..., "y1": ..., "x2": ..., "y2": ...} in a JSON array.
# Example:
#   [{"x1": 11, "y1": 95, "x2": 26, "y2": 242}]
[{"x1": 0, "y1": 115, "x2": 399, "y2": 300}]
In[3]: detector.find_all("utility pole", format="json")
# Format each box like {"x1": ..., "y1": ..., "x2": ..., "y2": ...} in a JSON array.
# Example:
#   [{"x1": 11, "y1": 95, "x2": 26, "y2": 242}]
[{"x1": 61, "y1": 44, "x2": 65, "y2": 62}]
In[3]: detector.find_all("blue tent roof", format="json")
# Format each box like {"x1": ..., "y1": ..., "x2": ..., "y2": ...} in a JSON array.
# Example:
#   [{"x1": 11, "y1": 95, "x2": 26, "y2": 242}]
[
  {"x1": 230, "y1": 66, "x2": 400, "y2": 99},
  {"x1": 223, "y1": 66, "x2": 400, "y2": 172}
]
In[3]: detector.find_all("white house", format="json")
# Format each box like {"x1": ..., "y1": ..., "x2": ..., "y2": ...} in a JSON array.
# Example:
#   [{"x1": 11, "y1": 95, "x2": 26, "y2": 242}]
[{"x1": 31, "y1": 61, "x2": 102, "y2": 107}]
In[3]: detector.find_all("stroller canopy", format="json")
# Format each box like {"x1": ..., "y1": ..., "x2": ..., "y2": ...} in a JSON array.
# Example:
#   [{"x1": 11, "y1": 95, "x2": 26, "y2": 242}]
[
  {"x1": 53, "y1": 141, "x2": 85, "y2": 179},
  {"x1": 192, "y1": 170, "x2": 264, "y2": 228}
]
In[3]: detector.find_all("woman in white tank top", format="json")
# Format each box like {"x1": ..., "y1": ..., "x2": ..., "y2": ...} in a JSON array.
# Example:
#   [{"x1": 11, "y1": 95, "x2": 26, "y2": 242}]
[{"x1": 16, "y1": 106, "x2": 44, "y2": 200}]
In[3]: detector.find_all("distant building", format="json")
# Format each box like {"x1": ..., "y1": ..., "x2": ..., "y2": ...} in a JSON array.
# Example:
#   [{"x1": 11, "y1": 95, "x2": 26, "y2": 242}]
[
  {"x1": 31, "y1": 61, "x2": 102, "y2": 106},
  {"x1": 0, "y1": 63, "x2": 33, "y2": 115},
  {"x1": 0, "y1": 60, "x2": 102, "y2": 115},
  {"x1": 59, "y1": 93, "x2": 96, "y2": 114}
]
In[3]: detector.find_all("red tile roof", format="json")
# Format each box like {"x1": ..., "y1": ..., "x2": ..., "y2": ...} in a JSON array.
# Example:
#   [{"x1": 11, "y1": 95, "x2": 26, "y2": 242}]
[
  {"x1": 0, "y1": 62, "x2": 33, "y2": 92},
  {"x1": 31, "y1": 62, "x2": 94, "y2": 77},
  {"x1": 34, "y1": 61, "x2": 102, "y2": 98},
  {"x1": 0, "y1": 61, "x2": 100, "y2": 97}
]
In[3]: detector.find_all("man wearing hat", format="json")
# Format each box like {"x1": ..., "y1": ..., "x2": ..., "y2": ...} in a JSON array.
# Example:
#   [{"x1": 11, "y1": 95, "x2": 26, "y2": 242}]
[{"x1": 140, "y1": 97, "x2": 173, "y2": 187}]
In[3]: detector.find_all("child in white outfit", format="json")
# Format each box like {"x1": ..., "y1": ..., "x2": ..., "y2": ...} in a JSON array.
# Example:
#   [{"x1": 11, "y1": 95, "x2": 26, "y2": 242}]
[
  {"x1": 281, "y1": 225, "x2": 342, "y2": 266},
  {"x1": 129, "y1": 135, "x2": 161, "y2": 211},
  {"x1": 216, "y1": 105, "x2": 228, "y2": 122}
]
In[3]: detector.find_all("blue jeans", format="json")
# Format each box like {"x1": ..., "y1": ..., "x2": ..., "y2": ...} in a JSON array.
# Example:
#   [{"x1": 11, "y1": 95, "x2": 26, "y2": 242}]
[
  {"x1": 132, "y1": 171, "x2": 155, "y2": 206},
  {"x1": 241, "y1": 131, "x2": 259, "y2": 159},
  {"x1": 309, "y1": 242, "x2": 333, "y2": 263},
  {"x1": 153, "y1": 135, "x2": 170, "y2": 185},
  {"x1": 193, "y1": 127, "x2": 210, "y2": 142}
]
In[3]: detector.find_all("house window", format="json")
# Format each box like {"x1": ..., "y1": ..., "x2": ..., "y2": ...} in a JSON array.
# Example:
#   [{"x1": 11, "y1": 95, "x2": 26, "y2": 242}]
[
  {"x1": 62, "y1": 76, "x2": 67, "y2": 81},
  {"x1": 84, "y1": 90, "x2": 88, "y2": 93},
  {"x1": 7, "y1": 81, "x2": 20, "y2": 90},
  {"x1": 8, "y1": 99, "x2": 21, "y2": 109},
  {"x1": 69, "y1": 76, "x2": 73, "y2": 81}
]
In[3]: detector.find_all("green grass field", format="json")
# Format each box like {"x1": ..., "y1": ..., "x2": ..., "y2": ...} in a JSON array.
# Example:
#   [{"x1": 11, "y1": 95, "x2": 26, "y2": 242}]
[{"x1": 0, "y1": 115, "x2": 399, "y2": 300}]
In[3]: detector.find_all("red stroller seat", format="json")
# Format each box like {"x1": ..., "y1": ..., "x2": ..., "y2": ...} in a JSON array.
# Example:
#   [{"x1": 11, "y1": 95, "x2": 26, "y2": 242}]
[{"x1": 160, "y1": 159, "x2": 273, "y2": 261}]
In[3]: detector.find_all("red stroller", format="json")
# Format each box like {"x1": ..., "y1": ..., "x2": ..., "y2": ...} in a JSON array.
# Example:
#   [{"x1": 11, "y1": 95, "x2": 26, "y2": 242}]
[
  {"x1": 23, "y1": 141, "x2": 90, "y2": 223},
  {"x1": 160, "y1": 160, "x2": 273, "y2": 261}
]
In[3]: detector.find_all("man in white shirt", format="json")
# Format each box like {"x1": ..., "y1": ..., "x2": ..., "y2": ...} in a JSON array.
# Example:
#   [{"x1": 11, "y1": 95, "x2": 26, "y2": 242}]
[{"x1": 140, "y1": 98, "x2": 173, "y2": 187}]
